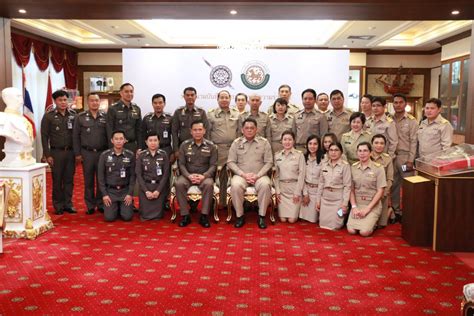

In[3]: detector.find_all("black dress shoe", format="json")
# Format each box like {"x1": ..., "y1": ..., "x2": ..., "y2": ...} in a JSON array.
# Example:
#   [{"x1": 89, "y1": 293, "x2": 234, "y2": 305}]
[
  {"x1": 86, "y1": 208, "x2": 95, "y2": 215},
  {"x1": 179, "y1": 215, "x2": 191, "y2": 227},
  {"x1": 63, "y1": 207, "x2": 77, "y2": 214},
  {"x1": 258, "y1": 216, "x2": 267, "y2": 229},
  {"x1": 98, "y1": 207, "x2": 104, "y2": 213},
  {"x1": 199, "y1": 215, "x2": 211, "y2": 228},
  {"x1": 234, "y1": 216, "x2": 245, "y2": 228},
  {"x1": 54, "y1": 209, "x2": 64, "y2": 215}
]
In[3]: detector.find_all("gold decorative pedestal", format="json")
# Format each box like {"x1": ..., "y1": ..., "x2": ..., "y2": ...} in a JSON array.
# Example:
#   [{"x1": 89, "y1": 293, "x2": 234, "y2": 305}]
[{"x1": 1, "y1": 163, "x2": 53, "y2": 240}]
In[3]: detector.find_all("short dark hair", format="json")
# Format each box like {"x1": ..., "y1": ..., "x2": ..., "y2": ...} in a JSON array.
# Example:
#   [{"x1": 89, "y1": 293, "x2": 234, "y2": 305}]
[
  {"x1": 120, "y1": 83, "x2": 134, "y2": 91},
  {"x1": 372, "y1": 96, "x2": 386, "y2": 106},
  {"x1": 145, "y1": 131, "x2": 160, "y2": 141},
  {"x1": 330, "y1": 89, "x2": 344, "y2": 99},
  {"x1": 217, "y1": 90, "x2": 231, "y2": 98},
  {"x1": 371, "y1": 134, "x2": 387, "y2": 144},
  {"x1": 111, "y1": 130, "x2": 126, "y2": 139},
  {"x1": 235, "y1": 92, "x2": 248, "y2": 102},
  {"x1": 357, "y1": 141, "x2": 372, "y2": 151},
  {"x1": 426, "y1": 98, "x2": 442, "y2": 108},
  {"x1": 191, "y1": 119, "x2": 205, "y2": 129},
  {"x1": 183, "y1": 87, "x2": 197, "y2": 95},
  {"x1": 329, "y1": 141, "x2": 343, "y2": 153},
  {"x1": 349, "y1": 111, "x2": 366, "y2": 125},
  {"x1": 301, "y1": 88, "x2": 317, "y2": 99},
  {"x1": 242, "y1": 117, "x2": 257, "y2": 128},
  {"x1": 317, "y1": 92, "x2": 328, "y2": 100},
  {"x1": 52, "y1": 90, "x2": 69, "y2": 100},
  {"x1": 280, "y1": 130, "x2": 295, "y2": 141},
  {"x1": 272, "y1": 97, "x2": 288, "y2": 113},
  {"x1": 151, "y1": 93, "x2": 166, "y2": 103},
  {"x1": 360, "y1": 94, "x2": 373, "y2": 103},
  {"x1": 393, "y1": 93, "x2": 407, "y2": 102},
  {"x1": 278, "y1": 84, "x2": 291, "y2": 92},
  {"x1": 87, "y1": 92, "x2": 99, "y2": 98}
]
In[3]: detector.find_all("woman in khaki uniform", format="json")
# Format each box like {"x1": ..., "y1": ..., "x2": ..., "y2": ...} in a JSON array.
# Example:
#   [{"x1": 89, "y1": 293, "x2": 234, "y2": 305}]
[
  {"x1": 274, "y1": 131, "x2": 306, "y2": 223},
  {"x1": 341, "y1": 112, "x2": 372, "y2": 165},
  {"x1": 299, "y1": 135, "x2": 324, "y2": 223},
  {"x1": 266, "y1": 98, "x2": 294, "y2": 153},
  {"x1": 370, "y1": 134, "x2": 394, "y2": 227},
  {"x1": 316, "y1": 142, "x2": 352, "y2": 230},
  {"x1": 347, "y1": 142, "x2": 387, "y2": 237}
]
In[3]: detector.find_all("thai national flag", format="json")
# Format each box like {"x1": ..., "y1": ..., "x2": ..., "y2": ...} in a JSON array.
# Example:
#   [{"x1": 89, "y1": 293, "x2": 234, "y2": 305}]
[{"x1": 23, "y1": 88, "x2": 36, "y2": 138}]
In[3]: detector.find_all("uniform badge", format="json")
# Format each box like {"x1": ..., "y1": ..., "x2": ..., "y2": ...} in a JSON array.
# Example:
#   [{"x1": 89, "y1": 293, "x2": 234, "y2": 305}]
[
  {"x1": 107, "y1": 155, "x2": 113, "y2": 162},
  {"x1": 123, "y1": 157, "x2": 131, "y2": 163}
]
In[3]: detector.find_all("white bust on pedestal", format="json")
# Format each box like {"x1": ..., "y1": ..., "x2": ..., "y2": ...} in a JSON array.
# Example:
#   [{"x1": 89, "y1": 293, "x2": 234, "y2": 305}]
[{"x1": 0, "y1": 87, "x2": 35, "y2": 167}]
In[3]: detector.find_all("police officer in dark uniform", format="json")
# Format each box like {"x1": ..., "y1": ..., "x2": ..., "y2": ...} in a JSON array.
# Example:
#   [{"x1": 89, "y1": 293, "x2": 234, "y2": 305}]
[
  {"x1": 106, "y1": 83, "x2": 142, "y2": 152},
  {"x1": 171, "y1": 87, "x2": 209, "y2": 159},
  {"x1": 73, "y1": 92, "x2": 108, "y2": 215},
  {"x1": 41, "y1": 90, "x2": 77, "y2": 215},
  {"x1": 136, "y1": 131, "x2": 170, "y2": 221},
  {"x1": 98, "y1": 130, "x2": 136, "y2": 222},
  {"x1": 175, "y1": 120, "x2": 217, "y2": 228}
]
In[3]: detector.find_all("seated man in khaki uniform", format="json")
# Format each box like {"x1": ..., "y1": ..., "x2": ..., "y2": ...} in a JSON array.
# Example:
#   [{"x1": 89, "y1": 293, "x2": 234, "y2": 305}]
[{"x1": 227, "y1": 118, "x2": 273, "y2": 229}]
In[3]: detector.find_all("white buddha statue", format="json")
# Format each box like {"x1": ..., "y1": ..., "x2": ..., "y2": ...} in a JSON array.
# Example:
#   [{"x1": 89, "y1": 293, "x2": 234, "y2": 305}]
[{"x1": 0, "y1": 87, "x2": 35, "y2": 167}]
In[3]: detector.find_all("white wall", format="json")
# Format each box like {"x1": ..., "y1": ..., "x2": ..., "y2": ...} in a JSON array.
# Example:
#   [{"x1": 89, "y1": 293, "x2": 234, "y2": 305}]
[
  {"x1": 430, "y1": 67, "x2": 440, "y2": 98},
  {"x1": 441, "y1": 36, "x2": 471, "y2": 61}
]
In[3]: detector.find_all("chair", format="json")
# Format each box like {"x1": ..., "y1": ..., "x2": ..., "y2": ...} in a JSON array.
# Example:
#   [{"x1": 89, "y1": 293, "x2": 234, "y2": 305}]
[
  {"x1": 225, "y1": 168, "x2": 277, "y2": 224},
  {"x1": 169, "y1": 164, "x2": 221, "y2": 223}
]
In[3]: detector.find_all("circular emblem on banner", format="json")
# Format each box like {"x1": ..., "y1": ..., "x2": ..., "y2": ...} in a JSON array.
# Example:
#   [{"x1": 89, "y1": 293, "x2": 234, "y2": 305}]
[
  {"x1": 210, "y1": 65, "x2": 233, "y2": 88},
  {"x1": 241, "y1": 61, "x2": 270, "y2": 90}
]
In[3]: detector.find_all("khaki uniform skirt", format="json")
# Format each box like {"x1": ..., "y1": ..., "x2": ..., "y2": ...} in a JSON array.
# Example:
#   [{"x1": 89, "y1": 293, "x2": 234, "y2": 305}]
[
  {"x1": 319, "y1": 187, "x2": 345, "y2": 230},
  {"x1": 299, "y1": 183, "x2": 319, "y2": 223},
  {"x1": 347, "y1": 197, "x2": 382, "y2": 232},
  {"x1": 278, "y1": 181, "x2": 300, "y2": 218},
  {"x1": 139, "y1": 182, "x2": 166, "y2": 220}
]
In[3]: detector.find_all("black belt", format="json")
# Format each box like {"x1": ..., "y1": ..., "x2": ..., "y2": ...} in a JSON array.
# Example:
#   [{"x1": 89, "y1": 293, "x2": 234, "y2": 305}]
[
  {"x1": 51, "y1": 146, "x2": 72, "y2": 151},
  {"x1": 82, "y1": 146, "x2": 106, "y2": 152},
  {"x1": 107, "y1": 184, "x2": 128, "y2": 190},
  {"x1": 145, "y1": 179, "x2": 160, "y2": 184}
]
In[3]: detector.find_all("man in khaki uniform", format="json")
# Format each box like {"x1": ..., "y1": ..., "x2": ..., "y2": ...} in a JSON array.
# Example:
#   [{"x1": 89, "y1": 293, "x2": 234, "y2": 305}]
[
  {"x1": 391, "y1": 94, "x2": 418, "y2": 221},
  {"x1": 365, "y1": 96, "x2": 398, "y2": 158},
  {"x1": 208, "y1": 90, "x2": 240, "y2": 208},
  {"x1": 234, "y1": 93, "x2": 248, "y2": 114},
  {"x1": 266, "y1": 84, "x2": 300, "y2": 115},
  {"x1": 327, "y1": 90, "x2": 352, "y2": 141},
  {"x1": 228, "y1": 118, "x2": 273, "y2": 229},
  {"x1": 239, "y1": 94, "x2": 269, "y2": 138},
  {"x1": 417, "y1": 98, "x2": 453, "y2": 158},
  {"x1": 292, "y1": 88, "x2": 328, "y2": 152},
  {"x1": 316, "y1": 92, "x2": 330, "y2": 114},
  {"x1": 175, "y1": 120, "x2": 217, "y2": 228}
]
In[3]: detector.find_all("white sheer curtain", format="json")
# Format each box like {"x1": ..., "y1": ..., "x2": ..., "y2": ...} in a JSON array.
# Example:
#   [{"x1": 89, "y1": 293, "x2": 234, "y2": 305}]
[{"x1": 11, "y1": 51, "x2": 66, "y2": 161}]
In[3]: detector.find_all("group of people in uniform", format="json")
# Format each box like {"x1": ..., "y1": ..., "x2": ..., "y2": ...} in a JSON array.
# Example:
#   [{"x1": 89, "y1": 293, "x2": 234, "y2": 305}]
[{"x1": 40, "y1": 82, "x2": 453, "y2": 235}]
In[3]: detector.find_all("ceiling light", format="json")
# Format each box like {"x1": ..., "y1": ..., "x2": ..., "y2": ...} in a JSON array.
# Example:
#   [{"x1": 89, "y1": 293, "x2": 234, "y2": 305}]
[
  {"x1": 342, "y1": 45, "x2": 348, "y2": 48},
  {"x1": 451, "y1": 10, "x2": 460, "y2": 15},
  {"x1": 368, "y1": 26, "x2": 376, "y2": 30},
  {"x1": 230, "y1": 10, "x2": 237, "y2": 15},
  {"x1": 18, "y1": 9, "x2": 26, "y2": 14},
  {"x1": 145, "y1": 43, "x2": 150, "y2": 46}
]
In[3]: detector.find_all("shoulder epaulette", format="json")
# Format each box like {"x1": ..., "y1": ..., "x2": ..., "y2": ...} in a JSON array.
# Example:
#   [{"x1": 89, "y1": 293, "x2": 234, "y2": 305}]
[
  {"x1": 157, "y1": 149, "x2": 167, "y2": 155},
  {"x1": 144, "y1": 112, "x2": 154, "y2": 117},
  {"x1": 208, "y1": 108, "x2": 216, "y2": 113},
  {"x1": 407, "y1": 114, "x2": 415, "y2": 120},
  {"x1": 78, "y1": 111, "x2": 87, "y2": 116},
  {"x1": 386, "y1": 116, "x2": 393, "y2": 123},
  {"x1": 381, "y1": 153, "x2": 390, "y2": 158},
  {"x1": 204, "y1": 138, "x2": 215, "y2": 145},
  {"x1": 440, "y1": 117, "x2": 449, "y2": 124},
  {"x1": 164, "y1": 112, "x2": 172, "y2": 117},
  {"x1": 341, "y1": 160, "x2": 349, "y2": 165},
  {"x1": 123, "y1": 149, "x2": 134, "y2": 156},
  {"x1": 373, "y1": 162, "x2": 382, "y2": 167},
  {"x1": 352, "y1": 161, "x2": 360, "y2": 166},
  {"x1": 182, "y1": 138, "x2": 193, "y2": 145}
]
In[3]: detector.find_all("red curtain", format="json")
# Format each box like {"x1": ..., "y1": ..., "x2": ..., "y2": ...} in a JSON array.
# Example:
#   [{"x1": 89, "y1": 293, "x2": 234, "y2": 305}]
[
  {"x1": 11, "y1": 33, "x2": 78, "y2": 89},
  {"x1": 32, "y1": 40, "x2": 50, "y2": 71},
  {"x1": 64, "y1": 50, "x2": 77, "y2": 89},
  {"x1": 50, "y1": 46, "x2": 65, "y2": 73},
  {"x1": 11, "y1": 33, "x2": 32, "y2": 67}
]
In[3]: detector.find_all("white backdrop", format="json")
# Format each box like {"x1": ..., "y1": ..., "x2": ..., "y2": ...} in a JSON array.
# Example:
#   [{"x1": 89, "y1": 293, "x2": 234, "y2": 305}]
[{"x1": 123, "y1": 49, "x2": 349, "y2": 115}]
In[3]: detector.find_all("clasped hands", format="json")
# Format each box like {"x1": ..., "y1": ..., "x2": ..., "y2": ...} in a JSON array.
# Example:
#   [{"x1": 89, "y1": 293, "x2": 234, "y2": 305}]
[
  {"x1": 241, "y1": 172, "x2": 259, "y2": 185},
  {"x1": 188, "y1": 174, "x2": 205, "y2": 184}
]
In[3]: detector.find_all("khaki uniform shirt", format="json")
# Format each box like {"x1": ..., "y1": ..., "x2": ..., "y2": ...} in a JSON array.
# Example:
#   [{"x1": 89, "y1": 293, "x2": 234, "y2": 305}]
[
  {"x1": 365, "y1": 114, "x2": 399, "y2": 158},
  {"x1": 394, "y1": 113, "x2": 418, "y2": 164},
  {"x1": 41, "y1": 108, "x2": 76, "y2": 157},
  {"x1": 317, "y1": 159, "x2": 352, "y2": 205},
  {"x1": 106, "y1": 100, "x2": 142, "y2": 146},
  {"x1": 239, "y1": 111, "x2": 269, "y2": 138},
  {"x1": 98, "y1": 148, "x2": 136, "y2": 196},
  {"x1": 341, "y1": 130, "x2": 372, "y2": 165},
  {"x1": 327, "y1": 108, "x2": 352, "y2": 141},
  {"x1": 351, "y1": 160, "x2": 387, "y2": 200},
  {"x1": 303, "y1": 157, "x2": 322, "y2": 195},
  {"x1": 292, "y1": 108, "x2": 329, "y2": 145},
  {"x1": 172, "y1": 105, "x2": 209, "y2": 151},
  {"x1": 178, "y1": 139, "x2": 217, "y2": 179},
  {"x1": 73, "y1": 110, "x2": 107, "y2": 155},
  {"x1": 208, "y1": 107, "x2": 240, "y2": 165},
  {"x1": 370, "y1": 152, "x2": 393, "y2": 196},
  {"x1": 135, "y1": 149, "x2": 170, "y2": 194},
  {"x1": 274, "y1": 148, "x2": 306, "y2": 195},
  {"x1": 140, "y1": 112, "x2": 173, "y2": 150},
  {"x1": 227, "y1": 136, "x2": 273, "y2": 178},
  {"x1": 266, "y1": 113, "x2": 294, "y2": 144},
  {"x1": 417, "y1": 115, "x2": 453, "y2": 158}
]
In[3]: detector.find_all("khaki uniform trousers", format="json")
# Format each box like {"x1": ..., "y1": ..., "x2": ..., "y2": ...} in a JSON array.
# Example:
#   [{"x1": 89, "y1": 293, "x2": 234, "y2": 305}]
[{"x1": 230, "y1": 175, "x2": 272, "y2": 217}]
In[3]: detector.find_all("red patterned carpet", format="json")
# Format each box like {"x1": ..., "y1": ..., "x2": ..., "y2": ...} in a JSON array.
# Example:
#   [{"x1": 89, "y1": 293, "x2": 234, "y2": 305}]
[{"x1": 1, "y1": 166, "x2": 473, "y2": 315}]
